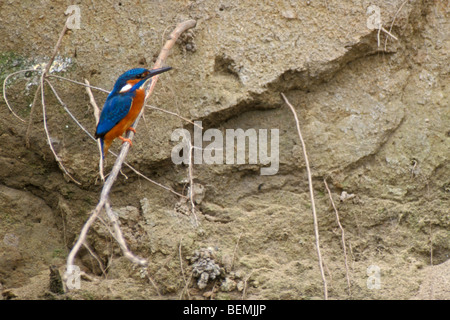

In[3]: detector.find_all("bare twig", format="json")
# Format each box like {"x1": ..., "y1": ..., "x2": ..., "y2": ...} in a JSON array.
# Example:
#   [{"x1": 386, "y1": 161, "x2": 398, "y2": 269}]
[
  {"x1": 104, "y1": 200, "x2": 147, "y2": 265},
  {"x1": 241, "y1": 267, "x2": 272, "y2": 299},
  {"x1": 323, "y1": 178, "x2": 351, "y2": 296},
  {"x1": 24, "y1": 23, "x2": 67, "y2": 145},
  {"x1": 281, "y1": 92, "x2": 328, "y2": 300},
  {"x1": 179, "y1": 236, "x2": 191, "y2": 300},
  {"x1": 231, "y1": 232, "x2": 243, "y2": 271},
  {"x1": 65, "y1": 197, "x2": 106, "y2": 276},
  {"x1": 82, "y1": 242, "x2": 107, "y2": 277},
  {"x1": 23, "y1": 20, "x2": 81, "y2": 185},
  {"x1": 380, "y1": 26, "x2": 398, "y2": 41},
  {"x1": 49, "y1": 74, "x2": 110, "y2": 93},
  {"x1": 187, "y1": 141, "x2": 199, "y2": 227},
  {"x1": 377, "y1": 24, "x2": 382, "y2": 48},
  {"x1": 145, "y1": 271, "x2": 162, "y2": 297},
  {"x1": 145, "y1": 20, "x2": 197, "y2": 101},
  {"x1": 429, "y1": 220, "x2": 433, "y2": 266},
  {"x1": 46, "y1": 78, "x2": 186, "y2": 198},
  {"x1": 384, "y1": 0, "x2": 409, "y2": 51},
  {"x1": 85, "y1": 79, "x2": 101, "y2": 122},
  {"x1": 45, "y1": 80, "x2": 92, "y2": 140},
  {"x1": 44, "y1": 23, "x2": 68, "y2": 75},
  {"x1": 146, "y1": 104, "x2": 203, "y2": 129},
  {"x1": 40, "y1": 76, "x2": 81, "y2": 185},
  {"x1": 121, "y1": 160, "x2": 186, "y2": 198},
  {"x1": 64, "y1": 20, "x2": 197, "y2": 287}
]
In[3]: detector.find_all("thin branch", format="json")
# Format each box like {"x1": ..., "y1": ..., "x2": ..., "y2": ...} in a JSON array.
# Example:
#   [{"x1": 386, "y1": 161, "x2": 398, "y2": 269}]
[
  {"x1": 121, "y1": 160, "x2": 186, "y2": 198},
  {"x1": 146, "y1": 104, "x2": 203, "y2": 129},
  {"x1": 241, "y1": 267, "x2": 272, "y2": 299},
  {"x1": 145, "y1": 20, "x2": 197, "y2": 101},
  {"x1": 25, "y1": 82, "x2": 42, "y2": 147},
  {"x1": 179, "y1": 236, "x2": 191, "y2": 300},
  {"x1": 65, "y1": 197, "x2": 107, "y2": 278},
  {"x1": 82, "y1": 242, "x2": 107, "y2": 277},
  {"x1": 40, "y1": 76, "x2": 81, "y2": 185},
  {"x1": 46, "y1": 79, "x2": 186, "y2": 198},
  {"x1": 281, "y1": 92, "x2": 328, "y2": 300},
  {"x1": 48, "y1": 74, "x2": 110, "y2": 93},
  {"x1": 187, "y1": 141, "x2": 199, "y2": 227},
  {"x1": 43, "y1": 23, "x2": 68, "y2": 75},
  {"x1": 323, "y1": 178, "x2": 351, "y2": 297},
  {"x1": 104, "y1": 200, "x2": 147, "y2": 265},
  {"x1": 45, "y1": 80, "x2": 93, "y2": 139},
  {"x1": 25, "y1": 20, "x2": 79, "y2": 185},
  {"x1": 145, "y1": 271, "x2": 162, "y2": 297},
  {"x1": 377, "y1": 24, "x2": 382, "y2": 48},
  {"x1": 84, "y1": 79, "x2": 105, "y2": 181},
  {"x1": 231, "y1": 232, "x2": 243, "y2": 271}
]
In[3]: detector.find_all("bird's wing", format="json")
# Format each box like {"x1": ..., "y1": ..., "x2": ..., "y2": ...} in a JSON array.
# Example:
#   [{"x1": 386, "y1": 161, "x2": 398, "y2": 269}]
[{"x1": 95, "y1": 94, "x2": 134, "y2": 138}]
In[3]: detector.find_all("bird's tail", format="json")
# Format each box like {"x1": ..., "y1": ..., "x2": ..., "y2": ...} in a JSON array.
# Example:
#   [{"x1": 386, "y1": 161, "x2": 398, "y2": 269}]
[{"x1": 100, "y1": 138, "x2": 112, "y2": 159}]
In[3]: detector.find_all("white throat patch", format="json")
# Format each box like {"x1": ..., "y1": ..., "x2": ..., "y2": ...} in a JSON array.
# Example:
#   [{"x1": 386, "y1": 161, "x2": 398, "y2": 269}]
[{"x1": 119, "y1": 83, "x2": 133, "y2": 93}]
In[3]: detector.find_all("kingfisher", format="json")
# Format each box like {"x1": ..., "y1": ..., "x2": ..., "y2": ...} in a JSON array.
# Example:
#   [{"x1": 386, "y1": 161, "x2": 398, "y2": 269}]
[{"x1": 95, "y1": 67, "x2": 172, "y2": 157}]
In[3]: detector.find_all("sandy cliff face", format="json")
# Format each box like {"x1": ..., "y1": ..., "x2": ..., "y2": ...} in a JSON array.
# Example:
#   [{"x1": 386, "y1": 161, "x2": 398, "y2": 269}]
[{"x1": 0, "y1": 0, "x2": 448, "y2": 299}]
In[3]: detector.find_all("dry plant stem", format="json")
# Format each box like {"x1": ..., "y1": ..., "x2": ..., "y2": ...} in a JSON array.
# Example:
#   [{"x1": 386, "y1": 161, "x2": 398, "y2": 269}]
[
  {"x1": 25, "y1": 82, "x2": 42, "y2": 147},
  {"x1": 384, "y1": 0, "x2": 408, "y2": 51},
  {"x1": 45, "y1": 80, "x2": 93, "y2": 140},
  {"x1": 47, "y1": 79, "x2": 185, "y2": 198},
  {"x1": 104, "y1": 200, "x2": 147, "y2": 265},
  {"x1": 49, "y1": 74, "x2": 110, "y2": 93},
  {"x1": 145, "y1": 272, "x2": 162, "y2": 297},
  {"x1": 84, "y1": 79, "x2": 105, "y2": 181},
  {"x1": 26, "y1": 21, "x2": 77, "y2": 184},
  {"x1": 65, "y1": 20, "x2": 196, "y2": 285},
  {"x1": 82, "y1": 242, "x2": 107, "y2": 276},
  {"x1": 377, "y1": 24, "x2": 382, "y2": 48},
  {"x1": 44, "y1": 23, "x2": 68, "y2": 74},
  {"x1": 231, "y1": 232, "x2": 243, "y2": 271},
  {"x1": 86, "y1": 80, "x2": 101, "y2": 122},
  {"x1": 65, "y1": 196, "x2": 106, "y2": 274},
  {"x1": 3, "y1": 68, "x2": 37, "y2": 123},
  {"x1": 32, "y1": 21, "x2": 68, "y2": 143},
  {"x1": 179, "y1": 237, "x2": 191, "y2": 300},
  {"x1": 380, "y1": 26, "x2": 398, "y2": 41},
  {"x1": 323, "y1": 178, "x2": 351, "y2": 296},
  {"x1": 40, "y1": 76, "x2": 81, "y2": 185},
  {"x1": 241, "y1": 267, "x2": 272, "y2": 299},
  {"x1": 281, "y1": 92, "x2": 328, "y2": 300},
  {"x1": 26, "y1": 22, "x2": 67, "y2": 145}
]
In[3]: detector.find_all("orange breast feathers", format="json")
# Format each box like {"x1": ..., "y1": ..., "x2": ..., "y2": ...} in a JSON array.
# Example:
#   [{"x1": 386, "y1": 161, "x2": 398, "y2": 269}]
[{"x1": 102, "y1": 86, "x2": 146, "y2": 153}]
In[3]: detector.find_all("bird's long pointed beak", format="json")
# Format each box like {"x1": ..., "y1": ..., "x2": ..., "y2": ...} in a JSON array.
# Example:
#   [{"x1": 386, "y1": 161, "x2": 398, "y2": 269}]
[{"x1": 146, "y1": 66, "x2": 172, "y2": 79}]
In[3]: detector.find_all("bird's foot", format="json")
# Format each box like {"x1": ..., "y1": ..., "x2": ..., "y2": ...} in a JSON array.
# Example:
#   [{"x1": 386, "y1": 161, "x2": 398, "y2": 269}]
[
  {"x1": 126, "y1": 127, "x2": 136, "y2": 134},
  {"x1": 118, "y1": 136, "x2": 133, "y2": 146}
]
